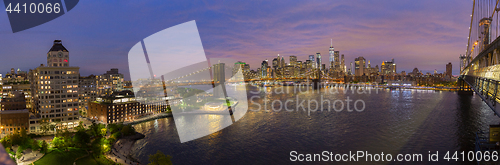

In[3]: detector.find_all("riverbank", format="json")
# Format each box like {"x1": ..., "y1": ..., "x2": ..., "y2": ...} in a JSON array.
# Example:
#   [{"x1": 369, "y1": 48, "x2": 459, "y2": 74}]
[{"x1": 107, "y1": 133, "x2": 145, "y2": 165}]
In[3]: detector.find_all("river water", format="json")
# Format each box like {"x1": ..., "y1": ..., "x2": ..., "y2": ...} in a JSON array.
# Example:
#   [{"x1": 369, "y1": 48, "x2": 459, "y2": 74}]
[{"x1": 131, "y1": 85, "x2": 500, "y2": 164}]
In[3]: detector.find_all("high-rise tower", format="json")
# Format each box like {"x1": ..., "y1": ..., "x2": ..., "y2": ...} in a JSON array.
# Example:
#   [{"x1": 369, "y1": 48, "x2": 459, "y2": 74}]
[
  {"x1": 290, "y1": 56, "x2": 297, "y2": 67},
  {"x1": 329, "y1": 39, "x2": 334, "y2": 70},
  {"x1": 316, "y1": 53, "x2": 321, "y2": 69},
  {"x1": 341, "y1": 54, "x2": 345, "y2": 73},
  {"x1": 334, "y1": 51, "x2": 340, "y2": 72},
  {"x1": 31, "y1": 40, "x2": 80, "y2": 130},
  {"x1": 309, "y1": 55, "x2": 315, "y2": 69}
]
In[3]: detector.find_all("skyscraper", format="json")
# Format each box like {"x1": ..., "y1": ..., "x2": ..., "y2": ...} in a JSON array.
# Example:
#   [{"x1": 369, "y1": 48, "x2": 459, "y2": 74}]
[
  {"x1": 349, "y1": 62, "x2": 353, "y2": 75},
  {"x1": 329, "y1": 40, "x2": 334, "y2": 69},
  {"x1": 281, "y1": 57, "x2": 285, "y2": 68},
  {"x1": 316, "y1": 52, "x2": 321, "y2": 69},
  {"x1": 334, "y1": 51, "x2": 340, "y2": 72},
  {"x1": 309, "y1": 55, "x2": 315, "y2": 69},
  {"x1": 354, "y1": 56, "x2": 366, "y2": 76},
  {"x1": 272, "y1": 58, "x2": 278, "y2": 69},
  {"x1": 78, "y1": 75, "x2": 97, "y2": 115},
  {"x1": 261, "y1": 60, "x2": 268, "y2": 78},
  {"x1": 381, "y1": 59, "x2": 396, "y2": 75},
  {"x1": 290, "y1": 56, "x2": 297, "y2": 67},
  {"x1": 341, "y1": 54, "x2": 345, "y2": 73},
  {"x1": 31, "y1": 40, "x2": 80, "y2": 130},
  {"x1": 446, "y1": 62, "x2": 452, "y2": 78},
  {"x1": 276, "y1": 54, "x2": 281, "y2": 68}
]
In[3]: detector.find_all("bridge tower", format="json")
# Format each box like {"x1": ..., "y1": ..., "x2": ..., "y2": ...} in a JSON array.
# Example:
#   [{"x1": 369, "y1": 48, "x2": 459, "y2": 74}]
[
  {"x1": 312, "y1": 68, "x2": 322, "y2": 89},
  {"x1": 457, "y1": 76, "x2": 473, "y2": 95},
  {"x1": 212, "y1": 63, "x2": 233, "y2": 115}
]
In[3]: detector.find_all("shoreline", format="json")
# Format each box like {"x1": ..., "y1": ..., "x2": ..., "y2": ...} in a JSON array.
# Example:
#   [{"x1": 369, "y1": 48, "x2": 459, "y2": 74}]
[
  {"x1": 260, "y1": 83, "x2": 460, "y2": 91},
  {"x1": 108, "y1": 133, "x2": 145, "y2": 165}
]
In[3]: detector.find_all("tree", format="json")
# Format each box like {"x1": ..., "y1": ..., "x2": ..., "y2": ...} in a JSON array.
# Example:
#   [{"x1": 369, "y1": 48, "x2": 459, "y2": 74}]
[
  {"x1": 20, "y1": 128, "x2": 27, "y2": 138},
  {"x1": 89, "y1": 122, "x2": 105, "y2": 137},
  {"x1": 75, "y1": 121, "x2": 85, "y2": 132},
  {"x1": 121, "y1": 125, "x2": 135, "y2": 136},
  {"x1": 91, "y1": 137, "x2": 110, "y2": 155},
  {"x1": 49, "y1": 124, "x2": 56, "y2": 133},
  {"x1": 10, "y1": 132, "x2": 21, "y2": 146},
  {"x1": 31, "y1": 139, "x2": 40, "y2": 151},
  {"x1": 1, "y1": 136, "x2": 12, "y2": 149},
  {"x1": 73, "y1": 130, "x2": 90, "y2": 148},
  {"x1": 148, "y1": 150, "x2": 172, "y2": 165},
  {"x1": 52, "y1": 137, "x2": 65, "y2": 149},
  {"x1": 107, "y1": 123, "x2": 119, "y2": 134},
  {"x1": 40, "y1": 140, "x2": 48, "y2": 153},
  {"x1": 16, "y1": 146, "x2": 23, "y2": 159}
]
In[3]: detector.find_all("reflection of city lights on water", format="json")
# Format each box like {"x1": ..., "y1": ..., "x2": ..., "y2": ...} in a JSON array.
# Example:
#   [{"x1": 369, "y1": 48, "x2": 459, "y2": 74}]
[{"x1": 204, "y1": 102, "x2": 225, "y2": 111}]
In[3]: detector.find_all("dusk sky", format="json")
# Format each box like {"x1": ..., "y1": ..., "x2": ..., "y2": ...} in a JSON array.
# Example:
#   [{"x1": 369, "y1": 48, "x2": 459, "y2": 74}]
[{"x1": 0, "y1": 0, "x2": 471, "y2": 80}]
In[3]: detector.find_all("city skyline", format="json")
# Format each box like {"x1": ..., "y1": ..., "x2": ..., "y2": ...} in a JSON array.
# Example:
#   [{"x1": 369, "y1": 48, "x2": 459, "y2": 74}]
[{"x1": 0, "y1": 1, "x2": 470, "y2": 80}]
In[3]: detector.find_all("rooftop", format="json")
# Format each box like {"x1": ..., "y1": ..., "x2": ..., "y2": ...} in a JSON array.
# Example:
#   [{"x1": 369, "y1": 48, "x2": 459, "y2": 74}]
[{"x1": 48, "y1": 40, "x2": 68, "y2": 52}]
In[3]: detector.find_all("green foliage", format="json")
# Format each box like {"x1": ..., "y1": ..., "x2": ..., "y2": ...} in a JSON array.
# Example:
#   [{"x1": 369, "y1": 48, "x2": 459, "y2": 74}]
[
  {"x1": 16, "y1": 147, "x2": 23, "y2": 159},
  {"x1": 1, "y1": 136, "x2": 12, "y2": 149},
  {"x1": 108, "y1": 123, "x2": 125, "y2": 134},
  {"x1": 73, "y1": 130, "x2": 90, "y2": 148},
  {"x1": 31, "y1": 139, "x2": 40, "y2": 151},
  {"x1": 10, "y1": 132, "x2": 22, "y2": 145},
  {"x1": 5, "y1": 147, "x2": 14, "y2": 155},
  {"x1": 148, "y1": 150, "x2": 172, "y2": 165},
  {"x1": 91, "y1": 137, "x2": 110, "y2": 155},
  {"x1": 121, "y1": 125, "x2": 136, "y2": 136},
  {"x1": 111, "y1": 131, "x2": 122, "y2": 139},
  {"x1": 39, "y1": 121, "x2": 56, "y2": 135},
  {"x1": 177, "y1": 87, "x2": 205, "y2": 98},
  {"x1": 41, "y1": 140, "x2": 48, "y2": 153},
  {"x1": 51, "y1": 137, "x2": 66, "y2": 149},
  {"x1": 75, "y1": 121, "x2": 85, "y2": 132},
  {"x1": 100, "y1": 128, "x2": 107, "y2": 136},
  {"x1": 20, "y1": 128, "x2": 27, "y2": 138},
  {"x1": 15, "y1": 145, "x2": 26, "y2": 160},
  {"x1": 107, "y1": 123, "x2": 120, "y2": 134},
  {"x1": 89, "y1": 122, "x2": 106, "y2": 137},
  {"x1": 107, "y1": 137, "x2": 116, "y2": 146},
  {"x1": 91, "y1": 138, "x2": 100, "y2": 155}
]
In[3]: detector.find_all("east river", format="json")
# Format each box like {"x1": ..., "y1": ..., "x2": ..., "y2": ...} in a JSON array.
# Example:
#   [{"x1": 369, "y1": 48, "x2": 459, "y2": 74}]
[{"x1": 131, "y1": 85, "x2": 500, "y2": 164}]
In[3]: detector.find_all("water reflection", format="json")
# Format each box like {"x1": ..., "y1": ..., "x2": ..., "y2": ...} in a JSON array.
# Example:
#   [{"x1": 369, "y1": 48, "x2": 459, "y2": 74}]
[{"x1": 132, "y1": 86, "x2": 500, "y2": 165}]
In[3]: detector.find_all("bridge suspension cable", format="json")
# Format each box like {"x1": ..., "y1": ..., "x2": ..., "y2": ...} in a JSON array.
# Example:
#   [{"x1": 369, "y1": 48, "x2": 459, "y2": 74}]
[{"x1": 466, "y1": 0, "x2": 500, "y2": 67}]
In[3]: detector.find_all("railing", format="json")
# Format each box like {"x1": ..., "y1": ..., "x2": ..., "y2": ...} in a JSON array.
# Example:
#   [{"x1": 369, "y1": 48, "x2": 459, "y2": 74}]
[{"x1": 463, "y1": 75, "x2": 500, "y2": 116}]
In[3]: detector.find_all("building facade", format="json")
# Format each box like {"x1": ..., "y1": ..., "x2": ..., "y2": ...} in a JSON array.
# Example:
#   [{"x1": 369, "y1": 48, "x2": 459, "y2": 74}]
[
  {"x1": 97, "y1": 68, "x2": 124, "y2": 95},
  {"x1": 88, "y1": 91, "x2": 166, "y2": 124},
  {"x1": 30, "y1": 40, "x2": 81, "y2": 129},
  {"x1": 0, "y1": 91, "x2": 29, "y2": 135}
]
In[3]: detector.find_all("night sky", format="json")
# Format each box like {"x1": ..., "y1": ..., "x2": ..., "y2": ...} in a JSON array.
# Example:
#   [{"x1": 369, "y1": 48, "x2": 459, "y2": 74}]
[{"x1": 0, "y1": 0, "x2": 471, "y2": 80}]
